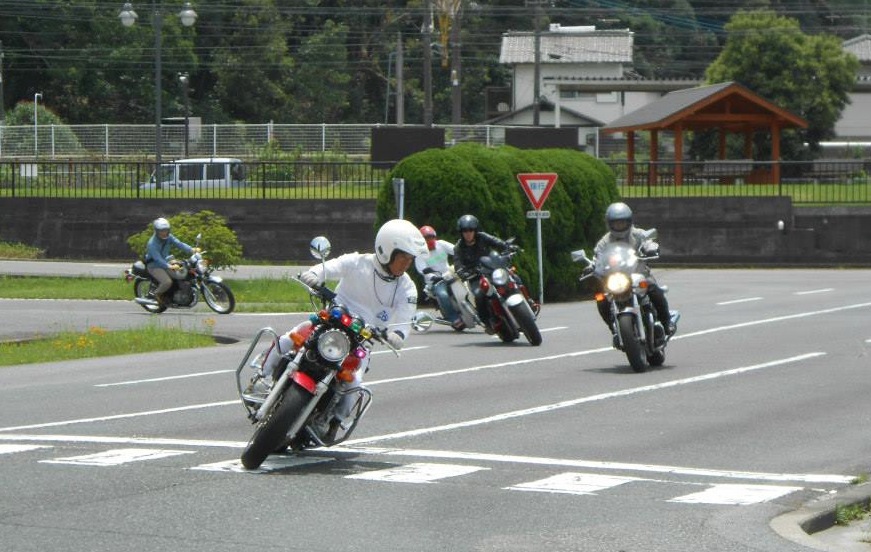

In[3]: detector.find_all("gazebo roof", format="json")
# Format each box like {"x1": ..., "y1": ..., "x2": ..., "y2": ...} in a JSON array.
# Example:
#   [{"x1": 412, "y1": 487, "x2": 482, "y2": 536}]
[{"x1": 602, "y1": 81, "x2": 808, "y2": 134}]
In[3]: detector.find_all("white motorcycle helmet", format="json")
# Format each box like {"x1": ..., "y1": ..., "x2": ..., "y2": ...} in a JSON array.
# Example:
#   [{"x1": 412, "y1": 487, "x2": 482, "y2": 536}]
[
  {"x1": 605, "y1": 202, "x2": 633, "y2": 240},
  {"x1": 374, "y1": 219, "x2": 427, "y2": 269},
  {"x1": 153, "y1": 217, "x2": 171, "y2": 232}
]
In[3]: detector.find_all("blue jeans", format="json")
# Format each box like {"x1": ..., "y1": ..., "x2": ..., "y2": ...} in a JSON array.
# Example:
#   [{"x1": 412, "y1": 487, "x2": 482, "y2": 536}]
[{"x1": 430, "y1": 280, "x2": 460, "y2": 324}]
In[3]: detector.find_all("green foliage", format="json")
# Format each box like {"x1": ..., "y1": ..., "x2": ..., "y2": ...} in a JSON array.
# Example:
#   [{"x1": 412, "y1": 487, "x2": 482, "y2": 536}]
[
  {"x1": 126, "y1": 210, "x2": 243, "y2": 270},
  {"x1": 4, "y1": 102, "x2": 84, "y2": 157},
  {"x1": 377, "y1": 145, "x2": 618, "y2": 301},
  {"x1": 703, "y1": 9, "x2": 859, "y2": 160},
  {"x1": 0, "y1": 240, "x2": 45, "y2": 259}
]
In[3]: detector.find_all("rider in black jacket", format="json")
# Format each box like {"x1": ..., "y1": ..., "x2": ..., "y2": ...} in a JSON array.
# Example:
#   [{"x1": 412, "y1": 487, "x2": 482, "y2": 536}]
[{"x1": 453, "y1": 214, "x2": 513, "y2": 330}]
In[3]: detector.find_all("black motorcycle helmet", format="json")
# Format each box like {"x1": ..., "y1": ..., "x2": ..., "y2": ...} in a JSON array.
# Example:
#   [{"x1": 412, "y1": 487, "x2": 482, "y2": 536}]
[{"x1": 457, "y1": 214, "x2": 480, "y2": 234}]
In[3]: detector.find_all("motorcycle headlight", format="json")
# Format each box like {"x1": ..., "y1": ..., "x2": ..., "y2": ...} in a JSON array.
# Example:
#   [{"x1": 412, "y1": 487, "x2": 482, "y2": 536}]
[
  {"x1": 196, "y1": 259, "x2": 208, "y2": 273},
  {"x1": 317, "y1": 329, "x2": 351, "y2": 363},
  {"x1": 491, "y1": 268, "x2": 510, "y2": 286},
  {"x1": 605, "y1": 273, "x2": 631, "y2": 295}
]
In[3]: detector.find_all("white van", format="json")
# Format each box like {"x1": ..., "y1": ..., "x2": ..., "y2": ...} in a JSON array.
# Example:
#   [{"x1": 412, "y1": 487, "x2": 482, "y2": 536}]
[{"x1": 141, "y1": 157, "x2": 247, "y2": 189}]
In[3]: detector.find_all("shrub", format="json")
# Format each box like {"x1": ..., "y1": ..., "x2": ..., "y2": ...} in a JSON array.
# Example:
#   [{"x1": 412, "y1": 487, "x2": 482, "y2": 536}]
[
  {"x1": 377, "y1": 145, "x2": 618, "y2": 301},
  {"x1": 126, "y1": 210, "x2": 243, "y2": 270}
]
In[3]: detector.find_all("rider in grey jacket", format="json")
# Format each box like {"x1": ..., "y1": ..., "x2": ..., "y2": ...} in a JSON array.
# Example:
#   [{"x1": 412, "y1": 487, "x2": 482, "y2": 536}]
[{"x1": 593, "y1": 202, "x2": 674, "y2": 339}]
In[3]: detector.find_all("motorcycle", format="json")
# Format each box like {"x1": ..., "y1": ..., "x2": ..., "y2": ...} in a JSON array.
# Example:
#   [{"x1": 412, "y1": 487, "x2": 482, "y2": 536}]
[
  {"x1": 236, "y1": 236, "x2": 431, "y2": 470},
  {"x1": 572, "y1": 229, "x2": 679, "y2": 373},
  {"x1": 423, "y1": 265, "x2": 480, "y2": 331},
  {"x1": 124, "y1": 233, "x2": 235, "y2": 314},
  {"x1": 455, "y1": 240, "x2": 542, "y2": 346}
]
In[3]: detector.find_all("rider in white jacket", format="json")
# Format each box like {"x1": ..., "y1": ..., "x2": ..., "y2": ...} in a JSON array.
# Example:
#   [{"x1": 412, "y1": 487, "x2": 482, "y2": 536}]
[
  {"x1": 260, "y1": 219, "x2": 427, "y2": 438},
  {"x1": 414, "y1": 225, "x2": 463, "y2": 329}
]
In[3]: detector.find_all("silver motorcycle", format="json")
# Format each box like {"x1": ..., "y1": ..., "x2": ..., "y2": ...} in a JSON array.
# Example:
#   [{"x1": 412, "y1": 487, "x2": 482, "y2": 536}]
[{"x1": 573, "y1": 229, "x2": 679, "y2": 373}]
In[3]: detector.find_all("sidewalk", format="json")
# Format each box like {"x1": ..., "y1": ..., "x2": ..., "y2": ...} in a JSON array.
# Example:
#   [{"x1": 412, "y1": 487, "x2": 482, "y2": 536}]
[{"x1": 0, "y1": 259, "x2": 308, "y2": 280}]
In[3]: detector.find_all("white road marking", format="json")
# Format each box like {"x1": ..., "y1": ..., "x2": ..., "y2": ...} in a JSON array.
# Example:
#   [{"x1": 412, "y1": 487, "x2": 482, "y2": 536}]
[
  {"x1": 794, "y1": 288, "x2": 834, "y2": 296},
  {"x1": 0, "y1": 434, "x2": 853, "y2": 484},
  {"x1": 345, "y1": 462, "x2": 488, "y2": 483},
  {"x1": 716, "y1": 297, "x2": 763, "y2": 306},
  {"x1": 0, "y1": 444, "x2": 51, "y2": 454},
  {"x1": 40, "y1": 448, "x2": 194, "y2": 466},
  {"x1": 95, "y1": 369, "x2": 234, "y2": 387},
  {"x1": 668, "y1": 483, "x2": 802, "y2": 505},
  {"x1": 344, "y1": 353, "x2": 825, "y2": 446},
  {"x1": 506, "y1": 473, "x2": 643, "y2": 495}
]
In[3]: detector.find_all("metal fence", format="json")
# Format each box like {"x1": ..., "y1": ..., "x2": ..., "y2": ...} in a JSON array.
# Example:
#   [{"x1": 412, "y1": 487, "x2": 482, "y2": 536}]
[
  {"x1": 0, "y1": 160, "x2": 389, "y2": 200},
  {"x1": 0, "y1": 123, "x2": 512, "y2": 160},
  {"x1": 2, "y1": 158, "x2": 869, "y2": 204}
]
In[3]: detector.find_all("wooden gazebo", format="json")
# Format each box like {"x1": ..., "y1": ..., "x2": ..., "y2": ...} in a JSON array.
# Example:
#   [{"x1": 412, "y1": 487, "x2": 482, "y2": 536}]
[{"x1": 602, "y1": 82, "x2": 809, "y2": 185}]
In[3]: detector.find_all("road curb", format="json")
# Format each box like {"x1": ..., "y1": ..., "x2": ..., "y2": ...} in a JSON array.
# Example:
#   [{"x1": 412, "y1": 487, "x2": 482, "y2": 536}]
[{"x1": 770, "y1": 482, "x2": 871, "y2": 551}]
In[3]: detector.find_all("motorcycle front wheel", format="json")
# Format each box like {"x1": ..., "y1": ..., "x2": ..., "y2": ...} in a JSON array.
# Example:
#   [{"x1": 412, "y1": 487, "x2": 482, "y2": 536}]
[
  {"x1": 133, "y1": 279, "x2": 166, "y2": 314},
  {"x1": 509, "y1": 301, "x2": 542, "y2": 346},
  {"x1": 618, "y1": 315, "x2": 649, "y2": 373},
  {"x1": 202, "y1": 280, "x2": 235, "y2": 314},
  {"x1": 241, "y1": 384, "x2": 309, "y2": 469}
]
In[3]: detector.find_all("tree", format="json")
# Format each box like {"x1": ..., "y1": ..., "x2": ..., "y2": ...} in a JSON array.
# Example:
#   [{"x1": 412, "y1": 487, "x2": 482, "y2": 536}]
[{"x1": 703, "y1": 9, "x2": 858, "y2": 159}]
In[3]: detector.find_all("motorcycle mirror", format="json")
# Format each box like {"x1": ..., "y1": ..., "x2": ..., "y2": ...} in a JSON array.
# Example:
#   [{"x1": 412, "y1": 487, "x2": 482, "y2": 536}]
[
  {"x1": 411, "y1": 311, "x2": 434, "y2": 332},
  {"x1": 309, "y1": 236, "x2": 331, "y2": 260},
  {"x1": 570, "y1": 249, "x2": 590, "y2": 264},
  {"x1": 195, "y1": 233, "x2": 202, "y2": 246}
]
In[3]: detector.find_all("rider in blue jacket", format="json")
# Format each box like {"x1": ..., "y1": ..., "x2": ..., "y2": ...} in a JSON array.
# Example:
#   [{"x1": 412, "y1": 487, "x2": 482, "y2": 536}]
[{"x1": 144, "y1": 217, "x2": 194, "y2": 305}]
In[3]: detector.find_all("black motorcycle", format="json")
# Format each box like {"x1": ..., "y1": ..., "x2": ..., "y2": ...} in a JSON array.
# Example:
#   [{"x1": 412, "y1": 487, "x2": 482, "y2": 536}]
[
  {"x1": 458, "y1": 241, "x2": 542, "y2": 346},
  {"x1": 125, "y1": 234, "x2": 235, "y2": 314}
]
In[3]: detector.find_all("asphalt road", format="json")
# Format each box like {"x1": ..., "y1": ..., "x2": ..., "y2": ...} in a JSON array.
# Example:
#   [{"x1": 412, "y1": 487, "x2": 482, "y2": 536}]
[{"x1": 1, "y1": 267, "x2": 870, "y2": 551}]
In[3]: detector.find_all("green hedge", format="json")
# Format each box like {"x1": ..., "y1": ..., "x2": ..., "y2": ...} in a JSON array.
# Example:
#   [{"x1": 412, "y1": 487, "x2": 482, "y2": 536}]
[{"x1": 376, "y1": 145, "x2": 619, "y2": 301}]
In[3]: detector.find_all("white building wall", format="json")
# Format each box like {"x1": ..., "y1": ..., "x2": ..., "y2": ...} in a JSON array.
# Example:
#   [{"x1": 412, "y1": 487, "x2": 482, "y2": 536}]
[{"x1": 835, "y1": 92, "x2": 871, "y2": 139}]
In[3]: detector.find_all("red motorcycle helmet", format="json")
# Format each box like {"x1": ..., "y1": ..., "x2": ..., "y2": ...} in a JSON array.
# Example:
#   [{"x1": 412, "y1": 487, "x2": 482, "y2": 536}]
[{"x1": 419, "y1": 225, "x2": 437, "y2": 251}]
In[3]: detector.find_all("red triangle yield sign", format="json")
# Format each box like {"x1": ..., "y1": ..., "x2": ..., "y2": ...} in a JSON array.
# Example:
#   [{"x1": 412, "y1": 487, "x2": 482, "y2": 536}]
[{"x1": 516, "y1": 173, "x2": 558, "y2": 210}]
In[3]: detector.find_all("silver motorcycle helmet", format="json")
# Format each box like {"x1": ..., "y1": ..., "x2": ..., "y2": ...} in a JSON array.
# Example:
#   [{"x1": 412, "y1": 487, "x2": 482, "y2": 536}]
[{"x1": 605, "y1": 202, "x2": 633, "y2": 240}]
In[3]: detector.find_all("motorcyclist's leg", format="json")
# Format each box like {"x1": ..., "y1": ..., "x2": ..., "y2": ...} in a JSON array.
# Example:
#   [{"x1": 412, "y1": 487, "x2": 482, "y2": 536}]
[
  {"x1": 433, "y1": 281, "x2": 461, "y2": 325},
  {"x1": 328, "y1": 358, "x2": 370, "y2": 440},
  {"x1": 147, "y1": 267, "x2": 173, "y2": 303},
  {"x1": 468, "y1": 280, "x2": 489, "y2": 324},
  {"x1": 260, "y1": 334, "x2": 292, "y2": 379},
  {"x1": 648, "y1": 285, "x2": 673, "y2": 333}
]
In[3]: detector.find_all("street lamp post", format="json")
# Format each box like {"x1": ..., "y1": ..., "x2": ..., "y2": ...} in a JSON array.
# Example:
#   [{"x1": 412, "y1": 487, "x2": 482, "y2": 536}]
[
  {"x1": 119, "y1": 1, "x2": 196, "y2": 172},
  {"x1": 34, "y1": 92, "x2": 42, "y2": 158},
  {"x1": 178, "y1": 72, "x2": 190, "y2": 157}
]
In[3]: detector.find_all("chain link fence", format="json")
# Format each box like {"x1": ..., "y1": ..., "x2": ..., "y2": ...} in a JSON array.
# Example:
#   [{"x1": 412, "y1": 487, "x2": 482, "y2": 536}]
[{"x1": 0, "y1": 123, "x2": 513, "y2": 160}]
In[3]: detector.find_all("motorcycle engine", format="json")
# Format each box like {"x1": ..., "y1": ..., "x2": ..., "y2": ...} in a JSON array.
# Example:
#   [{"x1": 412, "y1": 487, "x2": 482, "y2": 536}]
[{"x1": 172, "y1": 281, "x2": 197, "y2": 306}]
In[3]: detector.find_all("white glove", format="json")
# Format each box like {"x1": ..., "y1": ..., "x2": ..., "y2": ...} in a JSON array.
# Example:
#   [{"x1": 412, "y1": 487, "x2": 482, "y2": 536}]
[
  {"x1": 299, "y1": 270, "x2": 321, "y2": 287},
  {"x1": 386, "y1": 331, "x2": 404, "y2": 350}
]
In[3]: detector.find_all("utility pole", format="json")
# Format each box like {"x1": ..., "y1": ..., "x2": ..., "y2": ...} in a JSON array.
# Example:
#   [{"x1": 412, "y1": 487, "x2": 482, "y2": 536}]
[
  {"x1": 530, "y1": 0, "x2": 543, "y2": 126},
  {"x1": 422, "y1": 0, "x2": 433, "y2": 126},
  {"x1": 0, "y1": 40, "x2": 5, "y2": 127},
  {"x1": 396, "y1": 32, "x2": 404, "y2": 126},
  {"x1": 450, "y1": 3, "x2": 462, "y2": 124}
]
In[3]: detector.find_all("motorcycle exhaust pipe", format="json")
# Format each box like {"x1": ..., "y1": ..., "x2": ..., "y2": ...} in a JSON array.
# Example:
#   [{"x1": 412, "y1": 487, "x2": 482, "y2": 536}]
[{"x1": 134, "y1": 297, "x2": 159, "y2": 306}]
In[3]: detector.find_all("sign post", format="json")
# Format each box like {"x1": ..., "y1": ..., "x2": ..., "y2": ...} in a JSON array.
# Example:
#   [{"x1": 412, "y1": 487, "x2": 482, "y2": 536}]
[{"x1": 516, "y1": 173, "x2": 558, "y2": 306}]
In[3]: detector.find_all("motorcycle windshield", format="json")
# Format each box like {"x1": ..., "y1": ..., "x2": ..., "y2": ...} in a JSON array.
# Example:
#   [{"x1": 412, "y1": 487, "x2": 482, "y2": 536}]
[
  {"x1": 480, "y1": 254, "x2": 509, "y2": 273},
  {"x1": 594, "y1": 243, "x2": 639, "y2": 276}
]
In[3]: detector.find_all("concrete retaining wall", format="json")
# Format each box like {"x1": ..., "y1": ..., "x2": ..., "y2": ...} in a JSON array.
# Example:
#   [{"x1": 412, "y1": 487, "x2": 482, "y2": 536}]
[
  {"x1": 1, "y1": 197, "x2": 870, "y2": 265},
  {"x1": 0, "y1": 198, "x2": 377, "y2": 261}
]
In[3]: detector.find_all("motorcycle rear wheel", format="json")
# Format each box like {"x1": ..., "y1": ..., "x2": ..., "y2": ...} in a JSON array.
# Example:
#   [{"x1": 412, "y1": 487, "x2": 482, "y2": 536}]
[
  {"x1": 510, "y1": 301, "x2": 542, "y2": 346},
  {"x1": 202, "y1": 281, "x2": 235, "y2": 314},
  {"x1": 134, "y1": 279, "x2": 167, "y2": 314},
  {"x1": 618, "y1": 315, "x2": 649, "y2": 373},
  {"x1": 240, "y1": 385, "x2": 309, "y2": 469}
]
